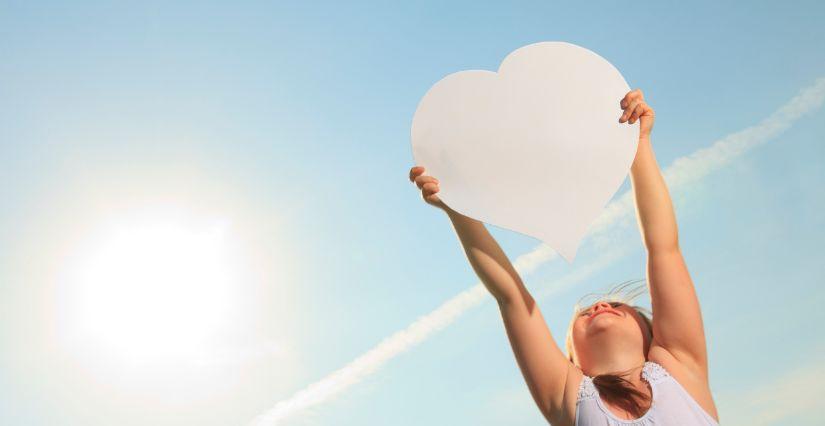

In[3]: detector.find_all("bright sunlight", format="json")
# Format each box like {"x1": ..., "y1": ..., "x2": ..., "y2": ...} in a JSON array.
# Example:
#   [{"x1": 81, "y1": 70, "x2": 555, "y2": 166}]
[{"x1": 58, "y1": 214, "x2": 242, "y2": 365}]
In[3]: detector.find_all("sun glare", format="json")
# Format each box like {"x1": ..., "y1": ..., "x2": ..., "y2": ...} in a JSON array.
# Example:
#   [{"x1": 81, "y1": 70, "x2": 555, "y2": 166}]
[{"x1": 60, "y1": 217, "x2": 241, "y2": 365}]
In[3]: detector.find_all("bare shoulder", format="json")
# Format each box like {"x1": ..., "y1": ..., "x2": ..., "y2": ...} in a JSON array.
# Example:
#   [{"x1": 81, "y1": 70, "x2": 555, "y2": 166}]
[
  {"x1": 553, "y1": 365, "x2": 585, "y2": 426},
  {"x1": 648, "y1": 346, "x2": 719, "y2": 422}
]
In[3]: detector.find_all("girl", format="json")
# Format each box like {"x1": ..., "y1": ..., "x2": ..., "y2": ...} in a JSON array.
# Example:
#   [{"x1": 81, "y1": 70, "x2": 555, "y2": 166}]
[{"x1": 408, "y1": 89, "x2": 719, "y2": 425}]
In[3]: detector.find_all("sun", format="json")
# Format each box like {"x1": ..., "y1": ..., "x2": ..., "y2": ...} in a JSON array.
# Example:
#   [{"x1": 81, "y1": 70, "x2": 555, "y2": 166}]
[{"x1": 59, "y1": 216, "x2": 241, "y2": 365}]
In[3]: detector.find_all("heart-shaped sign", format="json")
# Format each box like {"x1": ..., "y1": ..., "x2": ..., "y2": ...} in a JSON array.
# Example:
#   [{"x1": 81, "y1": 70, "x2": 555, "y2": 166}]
[{"x1": 410, "y1": 41, "x2": 639, "y2": 263}]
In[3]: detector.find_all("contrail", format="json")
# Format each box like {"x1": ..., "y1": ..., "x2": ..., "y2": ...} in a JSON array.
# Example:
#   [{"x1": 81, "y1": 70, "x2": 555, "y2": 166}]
[{"x1": 248, "y1": 77, "x2": 825, "y2": 426}]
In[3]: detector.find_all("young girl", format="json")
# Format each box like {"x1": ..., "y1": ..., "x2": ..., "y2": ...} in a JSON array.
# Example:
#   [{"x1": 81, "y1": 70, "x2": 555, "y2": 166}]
[{"x1": 408, "y1": 89, "x2": 719, "y2": 425}]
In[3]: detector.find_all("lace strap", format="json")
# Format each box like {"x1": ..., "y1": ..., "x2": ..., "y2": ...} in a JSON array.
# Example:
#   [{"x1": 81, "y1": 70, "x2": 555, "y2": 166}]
[
  {"x1": 642, "y1": 361, "x2": 671, "y2": 384},
  {"x1": 577, "y1": 375, "x2": 598, "y2": 402}
]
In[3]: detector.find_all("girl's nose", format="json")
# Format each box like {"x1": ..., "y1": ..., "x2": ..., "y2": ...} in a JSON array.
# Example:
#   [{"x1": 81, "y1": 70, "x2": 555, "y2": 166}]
[{"x1": 591, "y1": 301, "x2": 611, "y2": 313}]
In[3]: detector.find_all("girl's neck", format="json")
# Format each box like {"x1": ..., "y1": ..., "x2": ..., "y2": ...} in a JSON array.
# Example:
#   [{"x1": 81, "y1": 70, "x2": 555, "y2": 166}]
[{"x1": 582, "y1": 344, "x2": 646, "y2": 381}]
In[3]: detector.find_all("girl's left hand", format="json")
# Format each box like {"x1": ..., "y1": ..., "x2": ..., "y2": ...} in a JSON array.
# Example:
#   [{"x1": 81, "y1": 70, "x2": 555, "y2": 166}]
[{"x1": 619, "y1": 89, "x2": 655, "y2": 140}]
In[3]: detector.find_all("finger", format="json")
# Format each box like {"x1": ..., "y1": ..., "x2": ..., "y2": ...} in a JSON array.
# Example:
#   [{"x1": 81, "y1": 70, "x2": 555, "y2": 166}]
[
  {"x1": 621, "y1": 99, "x2": 642, "y2": 123},
  {"x1": 630, "y1": 102, "x2": 653, "y2": 124},
  {"x1": 620, "y1": 95, "x2": 636, "y2": 121},
  {"x1": 620, "y1": 89, "x2": 642, "y2": 109},
  {"x1": 629, "y1": 102, "x2": 650, "y2": 124},
  {"x1": 415, "y1": 175, "x2": 439, "y2": 189},
  {"x1": 422, "y1": 182, "x2": 439, "y2": 197},
  {"x1": 409, "y1": 166, "x2": 425, "y2": 182},
  {"x1": 620, "y1": 94, "x2": 630, "y2": 109}
]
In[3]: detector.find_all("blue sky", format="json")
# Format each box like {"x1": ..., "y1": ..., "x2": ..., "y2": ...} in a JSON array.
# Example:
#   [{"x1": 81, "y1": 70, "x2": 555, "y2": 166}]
[{"x1": 2, "y1": 1, "x2": 824, "y2": 425}]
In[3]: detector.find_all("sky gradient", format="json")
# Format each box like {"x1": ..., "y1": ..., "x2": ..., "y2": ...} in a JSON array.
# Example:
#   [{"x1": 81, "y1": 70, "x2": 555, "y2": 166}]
[{"x1": 2, "y1": 1, "x2": 824, "y2": 425}]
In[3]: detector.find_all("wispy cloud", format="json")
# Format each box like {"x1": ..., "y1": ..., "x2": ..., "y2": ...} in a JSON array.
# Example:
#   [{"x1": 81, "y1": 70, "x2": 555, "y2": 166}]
[
  {"x1": 587, "y1": 77, "x2": 825, "y2": 239},
  {"x1": 249, "y1": 246, "x2": 631, "y2": 426},
  {"x1": 248, "y1": 77, "x2": 825, "y2": 425}
]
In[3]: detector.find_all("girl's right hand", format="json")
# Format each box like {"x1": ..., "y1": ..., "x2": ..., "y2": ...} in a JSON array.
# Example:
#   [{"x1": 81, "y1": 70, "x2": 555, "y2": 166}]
[{"x1": 408, "y1": 166, "x2": 448, "y2": 211}]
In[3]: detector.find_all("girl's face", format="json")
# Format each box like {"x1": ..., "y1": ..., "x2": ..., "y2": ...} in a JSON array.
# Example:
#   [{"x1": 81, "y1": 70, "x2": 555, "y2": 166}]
[{"x1": 570, "y1": 301, "x2": 651, "y2": 366}]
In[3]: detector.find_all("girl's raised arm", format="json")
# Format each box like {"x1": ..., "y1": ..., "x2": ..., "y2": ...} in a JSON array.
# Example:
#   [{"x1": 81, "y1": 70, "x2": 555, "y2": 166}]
[
  {"x1": 622, "y1": 90, "x2": 710, "y2": 377},
  {"x1": 409, "y1": 166, "x2": 580, "y2": 426}
]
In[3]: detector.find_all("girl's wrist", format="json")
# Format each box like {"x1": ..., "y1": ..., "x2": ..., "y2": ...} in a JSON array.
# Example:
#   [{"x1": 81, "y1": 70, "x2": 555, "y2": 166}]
[
  {"x1": 444, "y1": 205, "x2": 462, "y2": 219},
  {"x1": 445, "y1": 206, "x2": 477, "y2": 224}
]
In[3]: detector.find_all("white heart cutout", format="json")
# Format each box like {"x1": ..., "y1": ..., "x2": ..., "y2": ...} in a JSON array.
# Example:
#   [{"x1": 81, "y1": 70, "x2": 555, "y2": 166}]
[{"x1": 410, "y1": 41, "x2": 639, "y2": 263}]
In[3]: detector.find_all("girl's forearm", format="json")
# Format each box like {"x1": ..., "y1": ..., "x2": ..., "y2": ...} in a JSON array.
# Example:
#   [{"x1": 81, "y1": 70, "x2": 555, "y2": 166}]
[
  {"x1": 444, "y1": 207, "x2": 529, "y2": 304},
  {"x1": 629, "y1": 137, "x2": 680, "y2": 252}
]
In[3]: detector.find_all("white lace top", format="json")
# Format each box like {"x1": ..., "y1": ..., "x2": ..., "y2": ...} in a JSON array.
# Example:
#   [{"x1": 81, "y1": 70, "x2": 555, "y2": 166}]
[{"x1": 575, "y1": 361, "x2": 718, "y2": 425}]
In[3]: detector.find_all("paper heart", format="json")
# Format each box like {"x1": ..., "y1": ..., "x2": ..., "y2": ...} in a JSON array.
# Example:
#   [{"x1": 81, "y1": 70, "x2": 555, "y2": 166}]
[{"x1": 410, "y1": 41, "x2": 639, "y2": 263}]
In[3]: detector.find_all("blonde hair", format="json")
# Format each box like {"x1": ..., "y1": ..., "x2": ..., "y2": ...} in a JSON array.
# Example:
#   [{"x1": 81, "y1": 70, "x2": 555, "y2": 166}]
[{"x1": 564, "y1": 278, "x2": 652, "y2": 364}]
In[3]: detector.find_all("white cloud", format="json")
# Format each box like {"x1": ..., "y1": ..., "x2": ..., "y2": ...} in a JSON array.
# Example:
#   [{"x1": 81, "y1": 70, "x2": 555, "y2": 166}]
[{"x1": 248, "y1": 77, "x2": 825, "y2": 425}]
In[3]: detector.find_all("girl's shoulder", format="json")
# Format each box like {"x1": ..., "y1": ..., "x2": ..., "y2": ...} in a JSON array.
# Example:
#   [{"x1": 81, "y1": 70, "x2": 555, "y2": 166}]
[{"x1": 647, "y1": 347, "x2": 719, "y2": 422}]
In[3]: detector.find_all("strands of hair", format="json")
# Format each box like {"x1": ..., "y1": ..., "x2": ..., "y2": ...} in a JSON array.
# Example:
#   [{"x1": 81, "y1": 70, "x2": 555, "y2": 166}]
[
  {"x1": 593, "y1": 373, "x2": 651, "y2": 418},
  {"x1": 574, "y1": 278, "x2": 649, "y2": 315}
]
